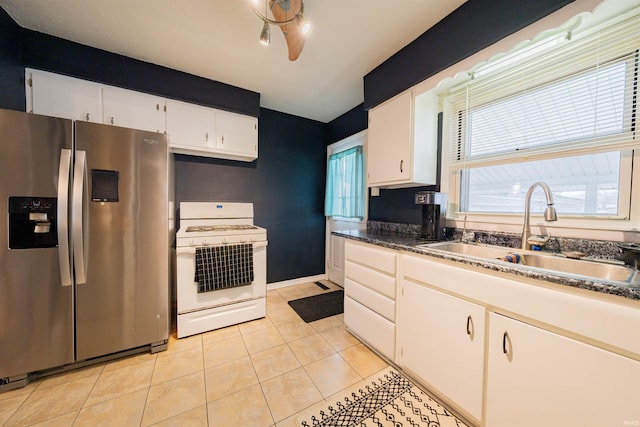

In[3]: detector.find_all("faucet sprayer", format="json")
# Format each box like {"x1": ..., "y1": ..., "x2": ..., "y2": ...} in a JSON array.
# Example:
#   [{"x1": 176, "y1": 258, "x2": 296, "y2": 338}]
[{"x1": 521, "y1": 182, "x2": 557, "y2": 250}]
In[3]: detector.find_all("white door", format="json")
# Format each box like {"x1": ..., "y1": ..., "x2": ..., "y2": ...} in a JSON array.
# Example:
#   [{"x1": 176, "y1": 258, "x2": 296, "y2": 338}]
[{"x1": 325, "y1": 130, "x2": 367, "y2": 286}]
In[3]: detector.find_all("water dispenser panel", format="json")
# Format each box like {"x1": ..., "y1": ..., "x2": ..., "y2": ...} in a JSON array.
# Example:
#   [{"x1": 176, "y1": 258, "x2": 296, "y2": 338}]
[{"x1": 8, "y1": 196, "x2": 58, "y2": 249}]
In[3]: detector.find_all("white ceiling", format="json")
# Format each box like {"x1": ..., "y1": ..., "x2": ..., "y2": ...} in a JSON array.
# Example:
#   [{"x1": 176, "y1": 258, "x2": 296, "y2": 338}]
[{"x1": 0, "y1": 0, "x2": 467, "y2": 122}]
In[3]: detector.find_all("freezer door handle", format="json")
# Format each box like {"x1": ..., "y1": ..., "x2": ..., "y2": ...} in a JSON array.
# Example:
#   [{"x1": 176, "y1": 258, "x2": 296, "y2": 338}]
[
  {"x1": 72, "y1": 150, "x2": 89, "y2": 285},
  {"x1": 57, "y1": 149, "x2": 73, "y2": 287}
]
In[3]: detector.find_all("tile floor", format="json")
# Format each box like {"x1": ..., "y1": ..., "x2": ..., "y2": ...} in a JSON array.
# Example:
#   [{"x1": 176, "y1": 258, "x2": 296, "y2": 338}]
[{"x1": 0, "y1": 281, "x2": 390, "y2": 427}]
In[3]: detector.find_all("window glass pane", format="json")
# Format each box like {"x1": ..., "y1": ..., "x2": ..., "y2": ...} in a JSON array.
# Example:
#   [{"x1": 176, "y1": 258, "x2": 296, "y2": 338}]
[
  {"x1": 462, "y1": 152, "x2": 620, "y2": 215},
  {"x1": 468, "y1": 62, "x2": 628, "y2": 158},
  {"x1": 324, "y1": 146, "x2": 364, "y2": 219}
]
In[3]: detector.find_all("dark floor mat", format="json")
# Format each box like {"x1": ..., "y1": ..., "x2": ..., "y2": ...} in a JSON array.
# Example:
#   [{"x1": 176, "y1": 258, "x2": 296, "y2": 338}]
[{"x1": 288, "y1": 290, "x2": 344, "y2": 323}]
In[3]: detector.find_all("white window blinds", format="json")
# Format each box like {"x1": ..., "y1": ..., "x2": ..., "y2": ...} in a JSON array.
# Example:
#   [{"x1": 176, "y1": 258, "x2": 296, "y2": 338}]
[{"x1": 445, "y1": 12, "x2": 640, "y2": 170}]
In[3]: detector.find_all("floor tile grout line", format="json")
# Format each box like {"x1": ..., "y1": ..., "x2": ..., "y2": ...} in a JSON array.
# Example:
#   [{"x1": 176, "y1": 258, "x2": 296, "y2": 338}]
[{"x1": 197, "y1": 335, "x2": 210, "y2": 427}]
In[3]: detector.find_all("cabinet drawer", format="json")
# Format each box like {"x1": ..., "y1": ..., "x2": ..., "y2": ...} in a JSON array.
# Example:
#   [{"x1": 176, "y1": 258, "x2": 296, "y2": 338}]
[
  {"x1": 346, "y1": 241, "x2": 396, "y2": 274},
  {"x1": 345, "y1": 278, "x2": 395, "y2": 321},
  {"x1": 345, "y1": 296, "x2": 395, "y2": 360},
  {"x1": 345, "y1": 260, "x2": 396, "y2": 299}
]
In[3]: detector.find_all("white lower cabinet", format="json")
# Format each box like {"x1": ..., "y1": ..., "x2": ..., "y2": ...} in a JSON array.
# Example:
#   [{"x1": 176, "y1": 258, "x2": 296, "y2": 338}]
[
  {"x1": 397, "y1": 252, "x2": 640, "y2": 427},
  {"x1": 344, "y1": 296, "x2": 395, "y2": 359},
  {"x1": 344, "y1": 240, "x2": 397, "y2": 361},
  {"x1": 397, "y1": 281, "x2": 485, "y2": 422},
  {"x1": 486, "y1": 312, "x2": 640, "y2": 427}
]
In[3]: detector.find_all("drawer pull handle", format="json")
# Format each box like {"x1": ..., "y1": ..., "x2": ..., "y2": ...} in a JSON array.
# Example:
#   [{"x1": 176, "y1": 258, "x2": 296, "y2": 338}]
[
  {"x1": 400, "y1": 160, "x2": 403, "y2": 173},
  {"x1": 502, "y1": 331, "x2": 510, "y2": 355},
  {"x1": 466, "y1": 315, "x2": 472, "y2": 335}
]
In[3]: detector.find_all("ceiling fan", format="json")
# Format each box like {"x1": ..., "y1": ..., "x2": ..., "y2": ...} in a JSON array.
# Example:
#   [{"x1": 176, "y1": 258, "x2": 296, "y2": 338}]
[{"x1": 251, "y1": 0, "x2": 310, "y2": 61}]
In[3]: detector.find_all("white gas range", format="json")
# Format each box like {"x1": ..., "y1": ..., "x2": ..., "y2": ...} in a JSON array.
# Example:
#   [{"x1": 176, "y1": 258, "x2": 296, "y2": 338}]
[{"x1": 176, "y1": 202, "x2": 267, "y2": 338}]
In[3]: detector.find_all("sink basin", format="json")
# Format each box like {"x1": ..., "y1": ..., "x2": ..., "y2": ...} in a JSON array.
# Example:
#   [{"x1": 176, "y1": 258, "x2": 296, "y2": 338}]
[
  {"x1": 419, "y1": 241, "x2": 637, "y2": 285},
  {"x1": 519, "y1": 253, "x2": 634, "y2": 282},
  {"x1": 418, "y1": 242, "x2": 514, "y2": 259}
]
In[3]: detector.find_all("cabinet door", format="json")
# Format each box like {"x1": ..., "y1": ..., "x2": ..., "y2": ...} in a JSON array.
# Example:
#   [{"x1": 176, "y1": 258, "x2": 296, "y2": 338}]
[
  {"x1": 165, "y1": 99, "x2": 215, "y2": 150},
  {"x1": 367, "y1": 91, "x2": 412, "y2": 186},
  {"x1": 215, "y1": 110, "x2": 258, "y2": 160},
  {"x1": 487, "y1": 313, "x2": 640, "y2": 427},
  {"x1": 398, "y1": 281, "x2": 485, "y2": 422},
  {"x1": 28, "y1": 69, "x2": 102, "y2": 123},
  {"x1": 102, "y1": 86, "x2": 165, "y2": 133}
]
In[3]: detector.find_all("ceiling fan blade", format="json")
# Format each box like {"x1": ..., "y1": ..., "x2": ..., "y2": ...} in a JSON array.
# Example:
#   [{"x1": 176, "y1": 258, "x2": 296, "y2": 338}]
[{"x1": 269, "y1": 0, "x2": 305, "y2": 61}]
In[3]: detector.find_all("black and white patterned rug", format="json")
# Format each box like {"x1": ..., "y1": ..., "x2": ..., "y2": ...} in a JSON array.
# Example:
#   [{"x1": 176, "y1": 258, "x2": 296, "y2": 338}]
[{"x1": 296, "y1": 367, "x2": 468, "y2": 427}]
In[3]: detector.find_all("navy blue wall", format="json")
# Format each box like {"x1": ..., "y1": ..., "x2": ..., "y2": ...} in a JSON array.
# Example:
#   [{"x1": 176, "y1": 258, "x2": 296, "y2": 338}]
[
  {"x1": 0, "y1": 8, "x2": 24, "y2": 111},
  {"x1": 326, "y1": 103, "x2": 367, "y2": 144},
  {"x1": 364, "y1": 0, "x2": 574, "y2": 110}
]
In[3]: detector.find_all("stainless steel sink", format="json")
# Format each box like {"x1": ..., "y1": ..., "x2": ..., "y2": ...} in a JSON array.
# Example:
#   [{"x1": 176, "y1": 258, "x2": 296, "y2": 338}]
[
  {"x1": 418, "y1": 242, "x2": 514, "y2": 259},
  {"x1": 519, "y1": 253, "x2": 634, "y2": 282},
  {"x1": 418, "y1": 241, "x2": 637, "y2": 285}
]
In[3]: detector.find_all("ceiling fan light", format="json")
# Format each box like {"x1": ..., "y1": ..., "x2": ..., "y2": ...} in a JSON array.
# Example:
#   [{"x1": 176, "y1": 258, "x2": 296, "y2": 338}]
[
  {"x1": 259, "y1": 21, "x2": 270, "y2": 46},
  {"x1": 300, "y1": 17, "x2": 311, "y2": 34}
]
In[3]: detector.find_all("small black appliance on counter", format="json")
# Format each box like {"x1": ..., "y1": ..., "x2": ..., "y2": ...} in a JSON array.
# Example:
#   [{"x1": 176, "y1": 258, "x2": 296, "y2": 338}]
[{"x1": 415, "y1": 191, "x2": 447, "y2": 241}]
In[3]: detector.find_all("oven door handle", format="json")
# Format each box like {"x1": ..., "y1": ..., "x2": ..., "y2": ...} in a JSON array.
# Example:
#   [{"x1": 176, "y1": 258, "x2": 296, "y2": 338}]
[{"x1": 176, "y1": 240, "x2": 267, "y2": 254}]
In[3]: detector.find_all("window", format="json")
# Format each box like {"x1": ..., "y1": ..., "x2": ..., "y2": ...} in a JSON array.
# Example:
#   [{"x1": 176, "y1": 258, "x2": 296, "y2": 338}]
[
  {"x1": 444, "y1": 11, "x2": 639, "y2": 220},
  {"x1": 325, "y1": 145, "x2": 365, "y2": 219}
]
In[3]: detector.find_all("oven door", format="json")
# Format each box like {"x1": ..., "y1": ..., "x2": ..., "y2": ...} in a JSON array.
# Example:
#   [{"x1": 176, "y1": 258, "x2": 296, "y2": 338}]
[{"x1": 176, "y1": 241, "x2": 267, "y2": 315}]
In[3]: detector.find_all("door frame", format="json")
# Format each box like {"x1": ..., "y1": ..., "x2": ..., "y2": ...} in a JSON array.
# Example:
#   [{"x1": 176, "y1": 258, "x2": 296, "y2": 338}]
[{"x1": 325, "y1": 130, "x2": 368, "y2": 286}]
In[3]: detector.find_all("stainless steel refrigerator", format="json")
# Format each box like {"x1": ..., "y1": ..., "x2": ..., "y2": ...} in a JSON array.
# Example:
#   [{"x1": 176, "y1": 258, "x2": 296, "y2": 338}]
[{"x1": 0, "y1": 108, "x2": 169, "y2": 388}]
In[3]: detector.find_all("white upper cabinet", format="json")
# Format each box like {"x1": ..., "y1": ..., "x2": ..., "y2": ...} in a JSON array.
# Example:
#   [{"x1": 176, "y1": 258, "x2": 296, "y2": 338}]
[
  {"x1": 25, "y1": 68, "x2": 259, "y2": 161},
  {"x1": 367, "y1": 90, "x2": 438, "y2": 188},
  {"x1": 102, "y1": 86, "x2": 165, "y2": 133},
  {"x1": 165, "y1": 101, "x2": 257, "y2": 162},
  {"x1": 165, "y1": 99, "x2": 216, "y2": 152},
  {"x1": 27, "y1": 69, "x2": 102, "y2": 123},
  {"x1": 214, "y1": 110, "x2": 258, "y2": 160}
]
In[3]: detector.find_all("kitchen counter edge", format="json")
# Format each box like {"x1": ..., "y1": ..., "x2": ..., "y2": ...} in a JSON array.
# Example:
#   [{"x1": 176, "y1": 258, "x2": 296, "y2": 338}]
[{"x1": 333, "y1": 229, "x2": 640, "y2": 301}]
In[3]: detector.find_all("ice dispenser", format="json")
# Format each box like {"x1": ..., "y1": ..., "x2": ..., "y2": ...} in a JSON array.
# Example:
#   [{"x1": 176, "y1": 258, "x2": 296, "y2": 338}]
[
  {"x1": 8, "y1": 196, "x2": 58, "y2": 249},
  {"x1": 415, "y1": 191, "x2": 447, "y2": 241}
]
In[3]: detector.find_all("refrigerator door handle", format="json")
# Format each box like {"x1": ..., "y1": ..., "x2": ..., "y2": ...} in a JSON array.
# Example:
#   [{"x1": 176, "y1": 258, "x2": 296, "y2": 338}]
[
  {"x1": 57, "y1": 149, "x2": 73, "y2": 287},
  {"x1": 72, "y1": 150, "x2": 89, "y2": 285}
]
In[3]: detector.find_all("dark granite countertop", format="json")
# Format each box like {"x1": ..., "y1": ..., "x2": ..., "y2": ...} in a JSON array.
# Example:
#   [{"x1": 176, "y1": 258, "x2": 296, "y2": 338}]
[{"x1": 334, "y1": 229, "x2": 640, "y2": 301}]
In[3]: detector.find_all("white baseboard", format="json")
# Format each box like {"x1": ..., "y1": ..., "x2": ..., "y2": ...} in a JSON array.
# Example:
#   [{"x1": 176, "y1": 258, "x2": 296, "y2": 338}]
[{"x1": 267, "y1": 274, "x2": 328, "y2": 290}]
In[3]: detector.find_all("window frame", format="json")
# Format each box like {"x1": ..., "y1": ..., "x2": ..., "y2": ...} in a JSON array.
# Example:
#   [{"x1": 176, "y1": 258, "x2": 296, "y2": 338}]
[
  {"x1": 325, "y1": 130, "x2": 368, "y2": 223},
  {"x1": 438, "y1": 7, "x2": 640, "y2": 239}
]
